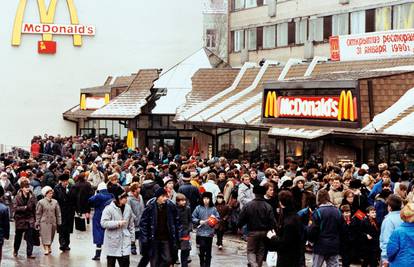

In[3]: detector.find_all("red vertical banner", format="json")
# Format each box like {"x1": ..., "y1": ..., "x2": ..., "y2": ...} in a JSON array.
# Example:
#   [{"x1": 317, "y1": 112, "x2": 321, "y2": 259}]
[
  {"x1": 38, "y1": 41, "x2": 57, "y2": 54},
  {"x1": 329, "y1": 36, "x2": 340, "y2": 61}
]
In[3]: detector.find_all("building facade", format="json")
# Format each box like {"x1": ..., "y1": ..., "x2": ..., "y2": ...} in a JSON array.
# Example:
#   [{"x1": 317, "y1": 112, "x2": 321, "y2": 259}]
[
  {"x1": 228, "y1": 0, "x2": 414, "y2": 65},
  {"x1": 203, "y1": 0, "x2": 229, "y2": 59}
]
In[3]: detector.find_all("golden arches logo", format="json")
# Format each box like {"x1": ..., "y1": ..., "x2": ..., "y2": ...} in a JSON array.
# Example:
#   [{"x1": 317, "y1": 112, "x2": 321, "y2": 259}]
[
  {"x1": 337, "y1": 90, "x2": 357, "y2": 122},
  {"x1": 264, "y1": 91, "x2": 279, "y2": 118},
  {"x1": 12, "y1": 0, "x2": 82, "y2": 46}
]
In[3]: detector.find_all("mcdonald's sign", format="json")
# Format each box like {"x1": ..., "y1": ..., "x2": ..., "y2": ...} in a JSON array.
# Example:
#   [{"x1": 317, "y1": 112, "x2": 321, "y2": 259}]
[
  {"x1": 263, "y1": 90, "x2": 358, "y2": 122},
  {"x1": 12, "y1": 0, "x2": 96, "y2": 53}
]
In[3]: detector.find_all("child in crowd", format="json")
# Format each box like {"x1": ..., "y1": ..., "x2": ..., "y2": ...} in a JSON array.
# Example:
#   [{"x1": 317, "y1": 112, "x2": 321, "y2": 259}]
[
  {"x1": 192, "y1": 192, "x2": 220, "y2": 267},
  {"x1": 176, "y1": 193, "x2": 192, "y2": 267},
  {"x1": 360, "y1": 206, "x2": 380, "y2": 267},
  {"x1": 215, "y1": 193, "x2": 230, "y2": 250}
]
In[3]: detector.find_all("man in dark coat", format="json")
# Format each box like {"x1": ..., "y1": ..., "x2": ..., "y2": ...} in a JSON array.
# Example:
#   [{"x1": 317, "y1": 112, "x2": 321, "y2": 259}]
[
  {"x1": 71, "y1": 172, "x2": 94, "y2": 216},
  {"x1": 43, "y1": 163, "x2": 57, "y2": 189},
  {"x1": 0, "y1": 186, "x2": 10, "y2": 263},
  {"x1": 139, "y1": 188, "x2": 182, "y2": 267},
  {"x1": 238, "y1": 185, "x2": 276, "y2": 267},
  {"x1": 267, "y1": 190, "x2": 304, "y2": 267},
  {"x1": 54, "y1": 173, "x2": 75, "y2": 251},
  {"x1": 178, "y1": 172, "x2": 200, "y2": 212},
  {"x1": 13, "y1": 180, "x2": 37, "y2": 258}
]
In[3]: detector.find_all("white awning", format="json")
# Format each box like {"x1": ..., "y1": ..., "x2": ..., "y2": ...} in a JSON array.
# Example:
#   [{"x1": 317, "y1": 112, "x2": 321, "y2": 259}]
[{"x1": 268, "y1": 127, "x2": 332, "y2": 139}]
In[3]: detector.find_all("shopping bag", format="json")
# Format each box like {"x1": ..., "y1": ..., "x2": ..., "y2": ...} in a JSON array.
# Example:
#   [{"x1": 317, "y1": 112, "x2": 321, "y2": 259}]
[
  {"x1": 266, "y1": 251, "x2": 278, "y2": 267},
  {"x1": 74, "y1": 213, "x2": 86, "y2": 231}
]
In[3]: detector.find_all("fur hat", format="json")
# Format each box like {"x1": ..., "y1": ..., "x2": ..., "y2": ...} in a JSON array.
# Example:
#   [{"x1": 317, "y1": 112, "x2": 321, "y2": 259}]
[
  {"x1": 361, "y1": 164, "x2": 369, "y2": 171},
  {"x1": 58, "y1": 173, "x2": 70, "y2": 181},
  {"x1": 154, "y1": 188, "x2": 167, "y2": 199},
  {"x1": 201, "y1": 191, "x2": 214, "y2": 207},
  {"x1": 163, "y1": 176, "x2": 174, "y2": 186},
  {"x1": 182, "y1": 172, "x2": 191, "y2": 181},
  {"x1": 41, "y1": 186, "x2": 53, "y2": 196},
  {"x1": 401, "y1": 203, "x2": 414, "y2": 223},
  {"x1": 349, "y1": 179, "x2": 362, "y2": 189},
  {"x1": 253, "y1": 185, "x2": 266, "y2": 196},
  {"x1": 278, "y1": 176, "x2": 292, "y2": 188},
  {"x1": 97, "y1": 182, "x2": 107, "y2": 191},
  {"x1": 293, "y1": 176, "x2": 306, "y2": 186}
]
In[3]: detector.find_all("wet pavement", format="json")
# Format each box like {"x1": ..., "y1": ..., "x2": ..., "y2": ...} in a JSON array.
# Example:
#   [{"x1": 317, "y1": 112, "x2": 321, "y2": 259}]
[{"x1": 1, "y1": 223, "x2": 248, "y2": 267}]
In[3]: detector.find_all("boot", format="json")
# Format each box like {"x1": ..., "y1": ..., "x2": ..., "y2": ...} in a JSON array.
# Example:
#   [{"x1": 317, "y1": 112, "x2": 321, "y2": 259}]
[
  {"x1": 131, "y1": 242, "x2": 137, "y2": 255},
  {"x1": 92, "y1": 249, "x2": 101, "y2": 261},
  {"x1": 43, "y1": 245, "x2": 49, "y2": 255}
]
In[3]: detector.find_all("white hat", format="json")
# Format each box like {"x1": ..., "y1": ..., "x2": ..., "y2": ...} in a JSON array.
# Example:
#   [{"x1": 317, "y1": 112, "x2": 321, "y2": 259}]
[
  {"x1": 97, "y1": 182, "x2": 107, "y2": 191},
  {"x1": 278, "y1": 176, "x2": 291, "y2": 189},
  {"x1": 293, "y1": 176, "x2": 306, "y2": 186},
  {"x1": 41, "y1": 186, "x2": 53, "y2": 196},
  {"x1": 0, "y1": 172, "x2": 8, "y2": 178},
  {"x1": 94, "y1": 156, "x2": 103, "y2": 163},
  {"x1": 361, "y1": 164, "x2": 369, "y2": 171},
  {"x1": 76, "y1": 166, "x2": 84, "y2": 171}
]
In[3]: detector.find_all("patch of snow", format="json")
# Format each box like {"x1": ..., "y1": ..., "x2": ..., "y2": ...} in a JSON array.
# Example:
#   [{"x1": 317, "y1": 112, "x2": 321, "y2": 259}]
[
  {"x1": 152, "y1": 88, "x2": 192, "y2": 114},
  {"x1": 372, "y1": 65, "x2": 414, "y2": 72},
  {"x1": 384, "y1": 111, "x2": 414, "y2": 136}
]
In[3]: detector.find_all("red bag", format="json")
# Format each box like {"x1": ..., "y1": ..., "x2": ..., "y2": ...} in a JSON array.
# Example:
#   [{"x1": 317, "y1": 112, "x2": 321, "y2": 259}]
[{"x1": 354, "y1": 209, "x2": 366, "y2": 220}]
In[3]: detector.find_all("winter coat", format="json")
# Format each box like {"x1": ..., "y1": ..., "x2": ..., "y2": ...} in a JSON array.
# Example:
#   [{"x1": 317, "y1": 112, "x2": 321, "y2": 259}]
[
  {"x1": 53, "y1": 183, "x2": 75, "y2": 233},
  {"x1": 138, "y1": 198, "x2": 181, "y2": 257},
  {"x1": 13, "y1": 190, "x2": 37, "y2": 230},
  {"x1": 329, "y1": 188, "x2": 344, "y2": 207},
  {"x1": 387, "y1": 222, "x2": 414, "y2": 267},
  {"x1": 380, "y1": 211, "x2": 403, "y2": 261},
  {"x1": 87, "y1": 171, "x2": 104, "y2": 189},
  {"x1": 0, "y1": 179, "x2": 15, "y2": 206},
  {"x1": 43, "y1": 169, "x2": 57, "y2": 189},
  {"x1": 30, "y1": 178, "x2": 43, "y2": 201},
  {"x1": 177, "y1": 205, "x2": 192, "y2": 251},
  {"x1": 215, "y1": 202, "x2": 231, "y2": 231},
  {"x1": 359, "y1": 217, "x2": 380, "y2": 255},
  {"x1": 237, "y1": 182, "x2": 254, "y2": 210},
  {"x1": 35, "y1": 198, "x2": 61, "y2": 245},
  {"x1": 127, "y1": 192, "x2": 144, "y2": 232},
  {"x1": 178, "y1": 182, "x2": 200, "y2": 212},
  {"x1": 223, "y1": 179, "x2": 236, "y2": 204},
  {"x1": 141, "y1": 180, "x2": 160, "y2": 205},
  {"x1": 107, "y1": 182, "x2": 125, "y2": 200},
  {"x1": 0, "y1": 202, "x2": 10, "y2": 245},
  {"x1": 101, "y1": 201, "x2": 135, "y2": 257},
  {"x1": 88, "y1": 189, "x2": 113, "y2": 245},
  {"x1": 71, "y1": 180, "x2": 94, "y2": 214},
  {"x1": 192, "y1": 205, "x2": 220, "y2": 237},
  {"x1": 238, "y1": 196, "x2": 276, "y2": 232},
  {"x1": 291, "y1": 186, "x2": 304, "y2": 211},
  {"x1": 310, "y1": 203, "x2": 343, "y2": 256},
  {"x1": 267, "y1": 208, "x2": 303, "y2": 267}
]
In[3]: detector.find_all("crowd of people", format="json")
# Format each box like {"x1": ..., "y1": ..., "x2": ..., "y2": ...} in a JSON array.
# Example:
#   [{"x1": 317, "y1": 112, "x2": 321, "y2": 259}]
[{"x1": 0, "y1": 134, "x2": 413, "y2": 267}]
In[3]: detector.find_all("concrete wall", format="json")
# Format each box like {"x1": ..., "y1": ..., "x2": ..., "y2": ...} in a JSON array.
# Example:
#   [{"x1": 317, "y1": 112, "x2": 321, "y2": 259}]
[{"x1": 0, "y1": 0, "x2": 203, "y2": 148}]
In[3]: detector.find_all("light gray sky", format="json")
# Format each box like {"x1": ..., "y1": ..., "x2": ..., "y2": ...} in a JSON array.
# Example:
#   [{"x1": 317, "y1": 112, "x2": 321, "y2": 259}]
[{"x1": 0, "y1": 0, "x2": 203, "y2": 148}]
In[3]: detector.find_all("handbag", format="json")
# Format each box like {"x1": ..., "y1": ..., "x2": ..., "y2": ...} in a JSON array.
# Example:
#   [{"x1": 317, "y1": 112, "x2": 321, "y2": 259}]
[
  {"x1": 266, "y1": 251, "x2": 278, "y2": 267},
  {"x1": 32, "y1": 229, "x2": 40, "y2": 246},
  {"x1": 74, "y1": 213, "x2": 86, "y2": 231}
]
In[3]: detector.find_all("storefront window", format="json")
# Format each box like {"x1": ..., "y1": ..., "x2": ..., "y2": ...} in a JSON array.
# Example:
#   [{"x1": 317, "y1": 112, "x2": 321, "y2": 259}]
[
  {"x1": 245, "y1": 130, "x2": 259, "y2": 161},
  {"x1": 260, "y1": 131, "x2": 278, "y2": 163},
  {"x1": 218, "y1": 132, "x2": 230, "y2": 157},
  {"x1": 376, "y1": 141, "x2": 389, "y2": 164},
  {"x1": 286, "y1": 140, "x2": 304, "y2": 164},
  {"x1": 180, "y1": 139, "x2": 192, "y2": 157},
  {"x1": 229, "y1": 130, "x2": 244, "y2": 159},
  {"x1": 303, "y1": 141, "x2": 323, "y2": 165},
  {"x1": 390, "y1": 142, "x2": 414, "y2": 172}
]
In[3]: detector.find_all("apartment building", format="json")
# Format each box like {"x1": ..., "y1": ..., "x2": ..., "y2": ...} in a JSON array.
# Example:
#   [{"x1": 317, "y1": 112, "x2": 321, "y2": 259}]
[
  {"x1": 228, "y1": 0, "x2": 414, "y2": 65},
  {"x1": 203, "y1": 0, "x2": 229, "y2": 59}
]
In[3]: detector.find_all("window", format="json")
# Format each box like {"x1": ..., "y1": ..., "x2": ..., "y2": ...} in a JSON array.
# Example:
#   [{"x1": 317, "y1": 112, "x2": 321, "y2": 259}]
[
  {"x1": 351, "y1": 10, "x2": 365, "y2": 34},
  {"x1": 230, "y1": 130, "x2": 243, "y2": 159},
  {"x1": 206, "y1": 29, "x2": 217, "y2": 48},
  {"x1": 247, "y1": 28, "x2": 257, "y2": 50},
  {"x1": 244, "y1": 130, "x2": 259, "y2": 161},
  {"x1": 234, "y1": 0, "x2": 245, "y2": 10},
  {"x1": 295, "y1": 19, "x2": 307, "y2": 44},
  {"x1": 376, "y1": 6, "x2": 392, "y2": 31},
  {"x1": 277, "y1": 23, "x2": 288, "y2": 46},
  {"x1": 323, "y1": 16, "x2": 332, "y2": 40},
  {"x1": 245, "y1": 0, "x2": 257, "y2": 8},
  {"x1": 288, "y1": 21, "x2": 295, "y2": 45},
  {"x1": 309, "y1": 18, "x2": 323, "y2": 42},
  {"x1": 263, "y1": 25, "x2": 276, "y2": 48},
  {"x1": 234, "y1": 30, "x2": 244, "y2": 52},
  {"x1": 366, "y1": 9, "x2": 375, "y2": 33},
  {"x1": 218, "y1": 132, "x2": 230, "y2": 157},
  {"x1": 393, "y1": 3, "x2": 414, "y2": 30},
  {"x1": 332, "y1": 13, "x2": 349, "y2": 35}
]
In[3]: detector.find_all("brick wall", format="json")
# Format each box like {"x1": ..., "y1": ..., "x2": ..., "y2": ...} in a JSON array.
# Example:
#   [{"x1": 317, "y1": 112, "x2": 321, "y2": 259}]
[{"x1": 360, "y1": 72, "x2": 414, "y2": 127}]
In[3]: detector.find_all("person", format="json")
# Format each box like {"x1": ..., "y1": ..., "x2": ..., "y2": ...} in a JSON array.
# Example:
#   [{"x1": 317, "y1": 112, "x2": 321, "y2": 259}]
[
  {"x1": 139, "y1": 188, "x2": 181, "y2": 267},
  {"x1": 178, "y1": 171, "x2": 200, "y2": 212},
  {"x1": 266, "y1": 190, "x2": 303, "y2": 267},
  {"x1": 380, "y1": 194, "x2": 403, "y2": 267},
  {"x1": 71, "y1": 172, "x2": 94, "y2": 222},
  {"x1": 387, "y1": 202, "x2": 414, "y2": 267},
  {"x1": 163, "y1": 176, "x2": 177, "y2": 204},
  {"x1": 238, "y1": 174, "x2": 254, "y2": 210},
  {"x1": 127, "y1": 182, "x2": 144, "y2": 255},
  {"x1": 0, "y1": 186, "x2": 10, "y2": 263},
  {"x1": 238, "y1": 186, "x2": 276, "y2": 267},
  {"x1": 35, "y1": 185, "x2": 62, "y2": 255},
  {"x1": 329, "y1": 176, "x2": 344, "y2": 207},
  {"x1": 202, "y1": 173, "x2": 221, "y2": 204},
  {"x1": 215, "y1": 192, "x2": 230, "y2": 250},
  {"x1": 88, "y1": 163, "x2": 104, "y2": 190},
  {"x1": 101, "y1": 191, "x2": 135, "y2": 267},
  {"x1": 53, "y1": 173, "x2": 75, "y2": 251},
  {"x1": 13, "y1": 180, "x2": 37, "y2": 259},
  {"x1": 88, "y1": 182, "x2": 113, "y2": 261},
  {"x1": 140, "y1": 172, "x2": 160, "y2": 204},
  {"x1": 291, "y1": 176, "x2": 306, "y2": 211},
  {"x1": 192, "y1": 191, "x2": 220, "y2": 267},
  {"x1": 0, "y1": 171, "x2": 15, "y2": 219},
  {"x1": 176, "y1": 193, "x2": 192, "y2": 267},
  {"x1": 309, "y1": 189, "x2": 343, "y2": 267},
  {"x1": 360, "y1": 206, "x2": 380, "y2": 267}
]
